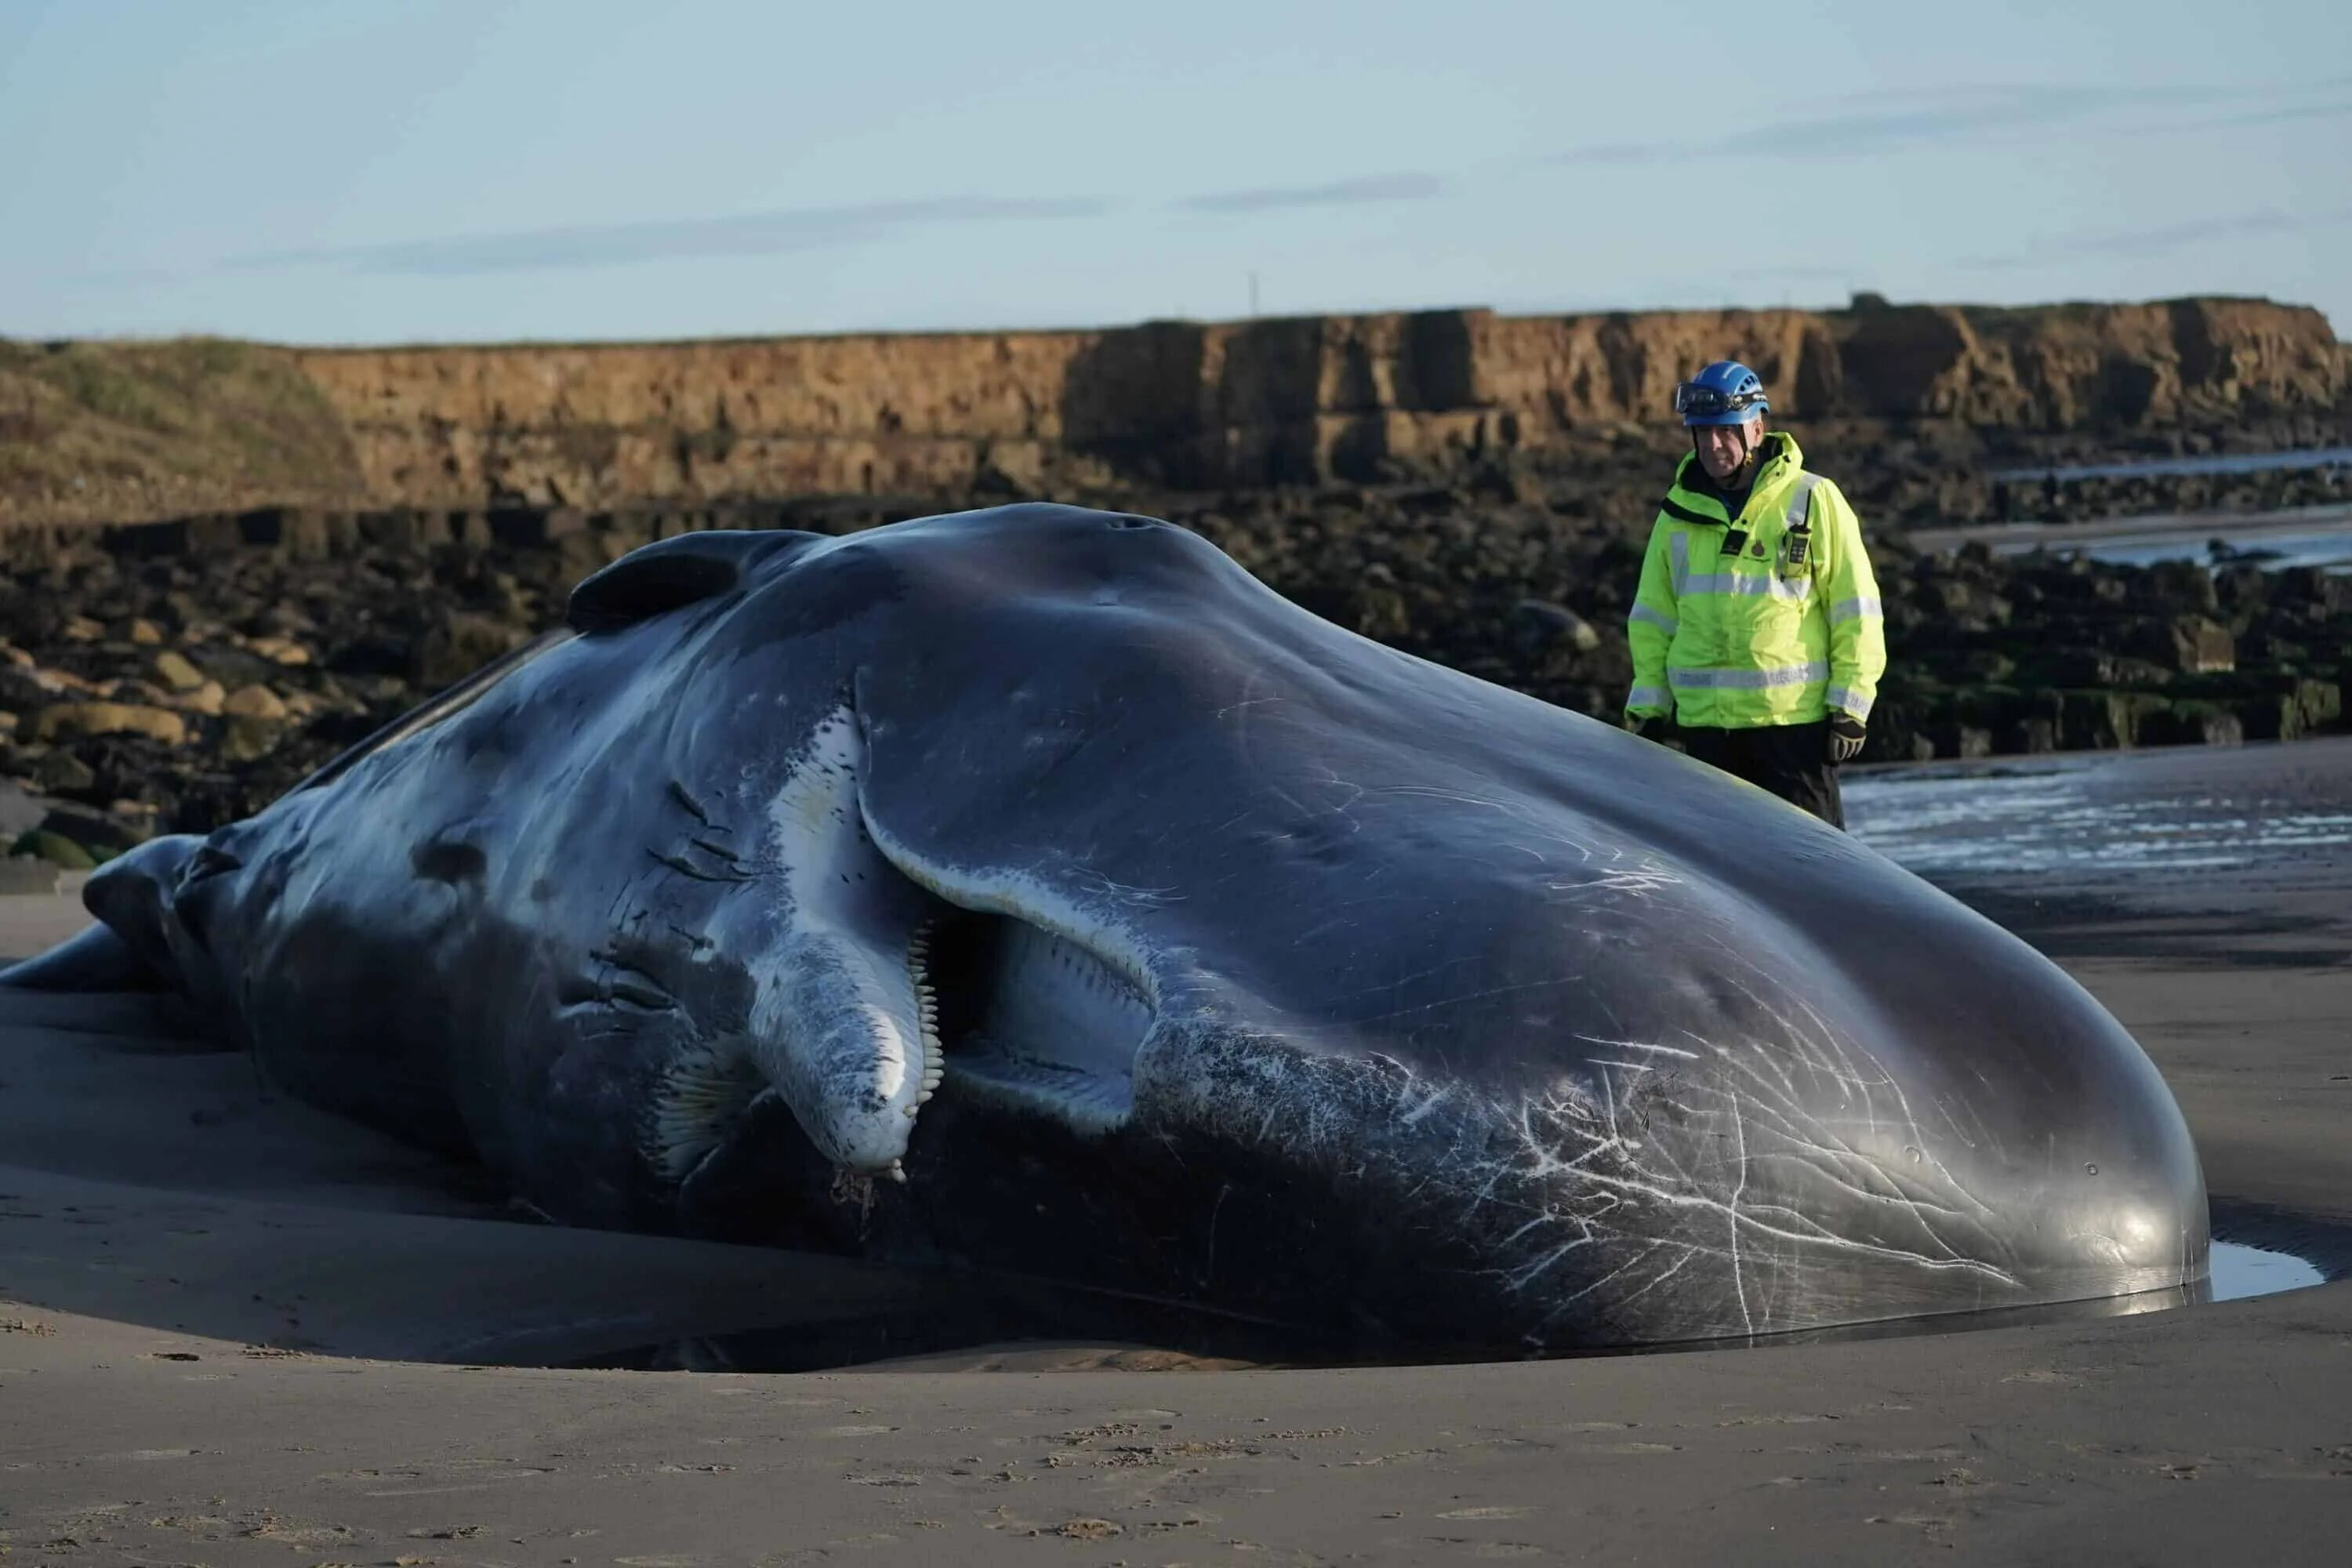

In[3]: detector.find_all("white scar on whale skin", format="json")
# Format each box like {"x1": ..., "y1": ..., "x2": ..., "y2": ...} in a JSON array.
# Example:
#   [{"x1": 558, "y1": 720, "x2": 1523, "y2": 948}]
[
  {"x1": 1154, "y1": 1004, "x2": 2024, "y2": 1345},
  {"x1": 742, "y1": 708, "x2": 938, "y2": 1175}
]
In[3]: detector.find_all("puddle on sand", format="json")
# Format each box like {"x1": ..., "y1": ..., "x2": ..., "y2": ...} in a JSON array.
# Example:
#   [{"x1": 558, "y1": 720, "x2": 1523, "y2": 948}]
[{"x1": 2211, "y1": 1240, "x2": 2325, "y2": 1298}]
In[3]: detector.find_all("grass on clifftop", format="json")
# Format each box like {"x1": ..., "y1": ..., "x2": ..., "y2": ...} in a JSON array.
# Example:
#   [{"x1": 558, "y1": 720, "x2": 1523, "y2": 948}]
[{"x1": 0, "y1": 336, "x2": 365, "y2": 528}]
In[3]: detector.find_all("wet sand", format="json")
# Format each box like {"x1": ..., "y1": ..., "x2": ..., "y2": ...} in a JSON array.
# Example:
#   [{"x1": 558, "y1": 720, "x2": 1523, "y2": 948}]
[{"x1": 4, "y1": 742, "x2": 2349, "y2": 1563}]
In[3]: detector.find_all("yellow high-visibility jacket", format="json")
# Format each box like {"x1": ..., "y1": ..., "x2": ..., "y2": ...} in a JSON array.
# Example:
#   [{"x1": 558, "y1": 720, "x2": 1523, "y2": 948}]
[{"x1": 1624, "y1": 432, "x2": 1886, "y2": 729}]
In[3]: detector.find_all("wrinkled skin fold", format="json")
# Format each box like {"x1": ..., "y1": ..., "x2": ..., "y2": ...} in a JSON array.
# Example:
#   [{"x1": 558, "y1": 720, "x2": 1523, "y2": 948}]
[{"x1": 2, "y1": 504, "x2": 2209, "y2": 1352}]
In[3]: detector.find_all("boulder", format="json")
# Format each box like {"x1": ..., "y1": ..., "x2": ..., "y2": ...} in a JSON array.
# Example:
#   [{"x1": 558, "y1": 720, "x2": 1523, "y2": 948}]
[
  {"x1": 2295, "y1": 678, "x2": 2343, "y2": 731},
  {"x1": 31, "y1": 702, "x2": 190, "y2": 747},
  {"x1": 31, "y1": 750, "x2": 96, "y2": 794},
  {"x1": 2018, "y1": 649, "x2": 2173, "y2": 689},
  {"x1": 8, "y1": 831, "x2": 94, "y2": 871},
  {"x1": 37, "y1": 804, "x2": 145, "y2": 857},
  {"x1": 1510, "y1": 599, "x2": 1602, "y2": 655},
  {"x1": 222, "y1": 684, "x2": 290, "y2": 721},
  {"x1": 100, "y1": 678, "x2": 173, "y2": 706},
  {"x1": 2059, "y1": 690, "x2": 2172, "y2": 750},
  {"x1": 172, "y1": 679, "x2": 227, "y2": 717},
  {"x1": 2131, "y1": 615, "x2": 2236, "y2": 674},
  {"x1": 0, "y1": 664, "x2": 68, "y2": 712},
  {"x1": 245, "y1": 635, "x2": 314, "y2": 667},
  {"x1": 1352, "y1": 586, "x2": 1411, "y2": 642},
  {"x1": 2009, "y1": 717, "x2": 2060, "y2": 753},
  {"x1": 151, "y1": 649, "x2": 208, "y2": 692},
  {"x1": 2140, "y1": 702, "x2": 2246, "y2": 748},
  {"x1": 1926, "y1": 724, "x2": 1994, "y2": 760},
  {"x1": 220, "y1": 714, "x2": 285, "y2": 764}
]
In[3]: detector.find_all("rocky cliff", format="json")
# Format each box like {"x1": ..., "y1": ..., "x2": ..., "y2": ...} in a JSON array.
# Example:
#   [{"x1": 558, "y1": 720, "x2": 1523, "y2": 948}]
[{"x1": 3, "y1": 296, "x2": 2341, "y2": 528}]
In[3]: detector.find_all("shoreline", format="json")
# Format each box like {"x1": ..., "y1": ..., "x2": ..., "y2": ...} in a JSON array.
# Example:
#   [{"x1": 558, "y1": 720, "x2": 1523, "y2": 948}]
[{"x1": 1907, "y1": 499, "x2": 2352, "y2": 555}]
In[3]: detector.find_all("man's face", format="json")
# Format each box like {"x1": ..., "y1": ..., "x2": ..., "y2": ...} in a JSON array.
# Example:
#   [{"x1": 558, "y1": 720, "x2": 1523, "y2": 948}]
[{"x1": 1693, "y1": 417, "x2": 1762, "y2": 482}]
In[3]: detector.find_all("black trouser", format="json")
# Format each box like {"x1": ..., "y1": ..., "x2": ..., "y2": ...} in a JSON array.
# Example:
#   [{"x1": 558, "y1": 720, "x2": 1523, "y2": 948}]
[{"x1": 1679, "y1": 720, "x2": 1845, "y2": 829}]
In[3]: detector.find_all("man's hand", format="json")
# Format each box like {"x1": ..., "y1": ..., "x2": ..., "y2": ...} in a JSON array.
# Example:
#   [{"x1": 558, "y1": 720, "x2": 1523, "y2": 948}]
[
  {"x1": 1628, "y1": 713, "x2": 1668, "y2": 741},
  {"x1": 1828, "y1": 714, "x2": 1867, "y2": 764}
]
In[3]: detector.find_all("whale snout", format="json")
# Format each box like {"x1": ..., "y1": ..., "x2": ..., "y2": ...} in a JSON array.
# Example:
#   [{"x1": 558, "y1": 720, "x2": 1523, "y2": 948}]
[
  {"x1": 1116, "y1": 948, "x2": 2207, "y2": 1351},
  {"x1": 2055, "y1": 1176, "x2": 2212, "y2": 1287}
]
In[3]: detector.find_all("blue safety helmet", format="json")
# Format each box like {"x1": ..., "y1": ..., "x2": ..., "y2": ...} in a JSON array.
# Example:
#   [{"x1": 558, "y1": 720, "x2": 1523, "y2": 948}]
[{"x1": 1673, "y1": 360, "x2": 1769, "y2": 426}]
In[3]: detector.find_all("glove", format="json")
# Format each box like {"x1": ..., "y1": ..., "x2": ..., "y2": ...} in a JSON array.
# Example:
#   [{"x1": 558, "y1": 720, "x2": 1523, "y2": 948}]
[
  {"x1": 1628, "y1": 713, "x2": 1668, "y2": 740},
  {"x1": 1827, "y1": 714, "x2": 1867, "y2": 764}
]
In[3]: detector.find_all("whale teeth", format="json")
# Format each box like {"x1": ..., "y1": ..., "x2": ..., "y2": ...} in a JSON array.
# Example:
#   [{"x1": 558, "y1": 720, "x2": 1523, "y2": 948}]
[{"x1": 906, "y1": 935, "x2": 941, "y2": 1123}]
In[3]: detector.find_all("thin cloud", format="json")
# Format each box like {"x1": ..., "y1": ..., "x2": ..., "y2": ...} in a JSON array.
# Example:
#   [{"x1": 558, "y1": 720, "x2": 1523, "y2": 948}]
[
  {"x1": 1811, "y1": 82, "x2": 2235, "y2": 118},
  {"x1": 2153, "y1": 97, "x2": 2352, "y2": 134},
  {"x1": 1546, "y1": 79, "x2": 2345, "y2": 165},
  {"x1": 1759, "y1": 90, "x2": 2113, "y2": 158},
  {"x1": 227, "y1": 195, "x2": 1116, "y2": 276},
  {"x1": 1176, "y1": 172, "x2": 1444, "y2": 213},
  {"x1": 1960, "y1": 207, "x2": 2352, "y2": 271}
]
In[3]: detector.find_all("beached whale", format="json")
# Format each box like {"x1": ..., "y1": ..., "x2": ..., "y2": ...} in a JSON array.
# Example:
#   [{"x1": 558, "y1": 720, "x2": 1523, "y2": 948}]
[{"x1": 2, "y1": 503, "x2": 2208, "y2": 1351}]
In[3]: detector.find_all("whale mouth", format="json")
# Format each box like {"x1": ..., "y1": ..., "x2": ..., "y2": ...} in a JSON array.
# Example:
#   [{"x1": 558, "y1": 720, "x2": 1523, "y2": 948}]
[
  {"x1": 658, "y1": 841, "x2": 1158, "y2": 1189},
  {"x1": 910, "y1": 907, "x2": 1152, "y2": 1131},
  {"x1": 684, "y1": 706, "x2": 1163, "y2": 1185}
]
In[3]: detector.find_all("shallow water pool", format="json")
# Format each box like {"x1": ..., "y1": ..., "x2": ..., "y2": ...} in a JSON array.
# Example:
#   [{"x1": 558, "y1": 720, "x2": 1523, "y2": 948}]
[{"x1": 2210, "y1": 1239, "x2": 2326, "y2": 1299}]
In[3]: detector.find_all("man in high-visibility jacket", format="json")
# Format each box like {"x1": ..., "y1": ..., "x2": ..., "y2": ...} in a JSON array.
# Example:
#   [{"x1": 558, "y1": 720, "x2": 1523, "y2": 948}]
[{"x1": 1624, "y1": 360, "x2": 1886, "y2": 829}]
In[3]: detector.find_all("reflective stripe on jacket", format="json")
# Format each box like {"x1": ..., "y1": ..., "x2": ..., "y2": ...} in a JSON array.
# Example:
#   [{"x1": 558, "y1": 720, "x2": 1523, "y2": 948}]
[{"x1": 1623, "y1": 432, "x2": 1886, "y2": 729}]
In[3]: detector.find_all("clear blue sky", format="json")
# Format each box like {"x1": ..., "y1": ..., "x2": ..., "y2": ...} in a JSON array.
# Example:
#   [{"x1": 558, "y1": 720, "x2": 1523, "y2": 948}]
[{"x1": 2, "y1": 0, "x2": 2345, "y2": 345}]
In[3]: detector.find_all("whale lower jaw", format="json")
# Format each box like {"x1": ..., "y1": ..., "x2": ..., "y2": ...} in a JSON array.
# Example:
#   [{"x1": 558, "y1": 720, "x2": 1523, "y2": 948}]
[
  {"x1": 882, "y1": 874, "x2": 1156, "y2": 1141},
  {"x1": 939, "y1": 1041, "x2": 1138, "y2": 1132}
]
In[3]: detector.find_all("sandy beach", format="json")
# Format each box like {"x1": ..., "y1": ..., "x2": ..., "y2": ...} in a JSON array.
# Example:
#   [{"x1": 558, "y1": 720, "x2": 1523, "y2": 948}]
[{"x1": 3, "y1": 741, "x2": 2347, "y2": 1563}]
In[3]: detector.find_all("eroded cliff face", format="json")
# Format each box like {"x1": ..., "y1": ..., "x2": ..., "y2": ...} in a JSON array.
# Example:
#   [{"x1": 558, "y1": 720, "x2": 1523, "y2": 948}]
[
  {"x1": 279, "y1": 296, "x2": 2352, "y2": 507},
  {"x1": 5, "y1": 296, "x2": 2342, "y2": 525},
  {"x1": 1469, "y1": 299, "x2": 2348, "y2": 430}
]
